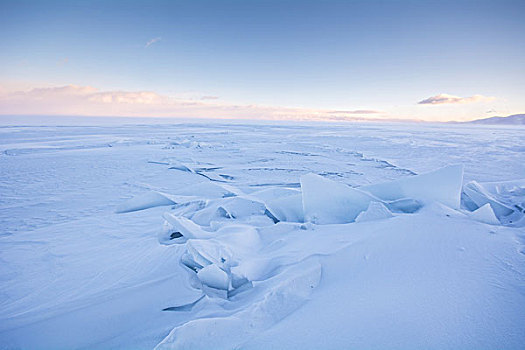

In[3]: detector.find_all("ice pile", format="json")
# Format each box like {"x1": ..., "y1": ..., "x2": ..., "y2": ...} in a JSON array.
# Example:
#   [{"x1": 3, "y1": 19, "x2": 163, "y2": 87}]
[
  {"x1": 116, "y1": 164, "x2": 525, "y2": 302},
  {"x1": 300, "y1": 164, "x2": 463, "y2": 224},
  {"x1": 462, "y1": 179, "x2": 525, "y2": 226},
  {"x1": 114, "y1": 164, "x2": 525, "y2": 349},
  {"x1": 154, "y1": 166, "x2": 470, "y2": 299},
  {"x1": 128, "y1": 164, "x2": 525, "y2": 302}
]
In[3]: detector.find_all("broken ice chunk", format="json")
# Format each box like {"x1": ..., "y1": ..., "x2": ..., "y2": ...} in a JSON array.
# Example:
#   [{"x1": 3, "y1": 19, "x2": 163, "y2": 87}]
[
  {"x1": 163, "y1": 213, "x2": 214, "y2": 239},
  {"x1": 197, "y1": 264, "x2": 230, "y2": 291},
  {"x1": 385, "y1": 198, "x2": 422, "y2": 213},
  {"x1": 462, "y1": 181, "x2": 514, "y2": 218},
  {"x1": 231, "y1": 273, "x2": 251, "y2": 289},
  {"x1": 168, "y1": 163, "x2": 194, "y2": 173},
  {"x1": 362, "y1": 165, "x2": 464, "y2": 209},
  {"x1": 219, "y1": 197, "x2": 267, "y2": 219},
  {"x1": 116, "y1": 191, "x2": 176, "y2": 213},
  {"x1": 181, "y1": 252, "x2": 204, "y2": 273},
  {"x1": 301, "y1": 173, "x2": 376, "y2": 224},
  {"x1": 355, "y1": 201, "x2": 393, "y2": 223},
  {"x1": 468, "y1": 203, "x2": 500, "y2": 225},
  {"x1": 171, "y1": 181, "x2": 236, "y2": 199},
  {"x1": 265, "y1": 193, "x2": 304, "y2": 222},
  {"x1": 186, "y1": 240, "x2": 233, "y2": 270},
  {"x1": 250, "y1": 188, "x2": 301, "y2": 202},
  {"x1": 191, "y1": 197, "x2": 267, "y2": 226},
  {"x1": 191, "y1": 205, "x2": 233, "y2": 226}
]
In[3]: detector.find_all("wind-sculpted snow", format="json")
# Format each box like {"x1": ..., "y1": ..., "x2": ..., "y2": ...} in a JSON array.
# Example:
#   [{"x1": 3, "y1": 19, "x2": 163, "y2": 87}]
[
  {"x1": 0, "y1": 119, "x2": 524, "y2": 349},
  {"x1": 156, "y1": 259, "x2": 322, "y2": 350}
]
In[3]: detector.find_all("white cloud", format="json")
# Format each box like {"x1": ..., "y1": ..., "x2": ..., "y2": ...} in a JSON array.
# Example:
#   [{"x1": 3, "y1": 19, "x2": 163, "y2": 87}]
[
  {"x1": 418, "y1": 93, "x2": 495, "y2": 105},
  {"x1": 145, "y1": 37, "x2": 162, "y2": 48}
]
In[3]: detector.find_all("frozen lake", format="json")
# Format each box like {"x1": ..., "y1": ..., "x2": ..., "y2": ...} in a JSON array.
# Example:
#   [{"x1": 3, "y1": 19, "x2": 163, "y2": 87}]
[{"x1": 1, "y1": 119, "x2": 524, "y2": 349}]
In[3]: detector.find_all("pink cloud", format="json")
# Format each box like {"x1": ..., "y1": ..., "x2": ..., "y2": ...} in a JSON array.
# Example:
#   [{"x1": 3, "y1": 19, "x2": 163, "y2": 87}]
[
  {"x1": 200, "y1": 95, "x2": 220, "y2": 100},
  {"x1": 418, "y1": 93, "x2": 495, "y2": 105},
  {"x1": 327, "y1": 110, "x2": 382, "y2": 115},
  {"x1": 0, "y1": 84, "x2": 387, "y2": 122}
]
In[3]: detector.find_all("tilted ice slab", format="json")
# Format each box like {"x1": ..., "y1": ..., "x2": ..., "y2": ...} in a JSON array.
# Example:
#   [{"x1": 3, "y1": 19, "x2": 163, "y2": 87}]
[
  {"x1": 355, "y1": 201, "x2": 393, "y2": 223},
  {"x1": 468, "y1": 203, "x2": 500, "y2": 225},
  {"x1": 300, "y1": 173, "x2": 376, "y2": 224},
  {"x1": 116, "y1": 182, "x2": 237, "y2": 214},
  {"x1": 361, "y1": 164, "x2": 464, "y2": 209},
  {"x1": 300, "y1": 165, "x2": 463, "y2": 224},
  {"x1": 250, "y1": 188, "x2": 304, "y2": 223},
  {"x1": 115, "y1": 191, "x2": 178, "y2": 213}
]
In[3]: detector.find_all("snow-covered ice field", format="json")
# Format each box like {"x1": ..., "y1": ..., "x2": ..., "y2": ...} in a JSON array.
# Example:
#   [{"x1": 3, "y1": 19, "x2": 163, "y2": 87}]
[{"x1": 0, "y1": 118, "x2": 524, "y2": 349}]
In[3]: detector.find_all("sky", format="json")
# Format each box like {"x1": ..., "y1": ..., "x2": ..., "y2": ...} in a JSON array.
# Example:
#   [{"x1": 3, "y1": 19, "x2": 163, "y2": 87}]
[{"x1": 0, "y1": 0, "x2": 524, "y2": 122}]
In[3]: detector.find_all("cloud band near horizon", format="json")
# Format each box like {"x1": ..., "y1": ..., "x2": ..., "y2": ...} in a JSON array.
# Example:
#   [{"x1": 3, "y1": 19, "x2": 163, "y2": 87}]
[{"x1": 0, "y1": 85, "x2": 385, "y2": 122}]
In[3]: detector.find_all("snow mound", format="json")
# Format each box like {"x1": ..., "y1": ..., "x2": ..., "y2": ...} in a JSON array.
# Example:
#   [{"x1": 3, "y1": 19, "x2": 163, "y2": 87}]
[{"x1": 155, "y1": 258, "x2": 322, "y2": 350}]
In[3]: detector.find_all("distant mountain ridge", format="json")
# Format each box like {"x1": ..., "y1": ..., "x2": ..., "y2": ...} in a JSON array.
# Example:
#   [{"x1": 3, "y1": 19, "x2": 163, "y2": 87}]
[{"x1": 468, "y1": 114, "x2": 525, "y2": 125}]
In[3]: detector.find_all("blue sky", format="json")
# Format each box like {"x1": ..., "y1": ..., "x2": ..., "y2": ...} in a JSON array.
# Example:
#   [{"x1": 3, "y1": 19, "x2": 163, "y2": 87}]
[{"x1": 1, "y1": 0, "x2": 524, "y2": 121}]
